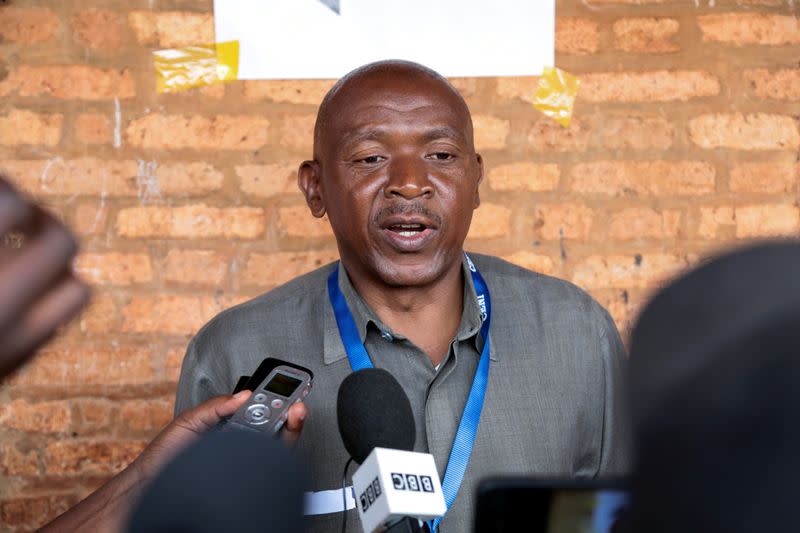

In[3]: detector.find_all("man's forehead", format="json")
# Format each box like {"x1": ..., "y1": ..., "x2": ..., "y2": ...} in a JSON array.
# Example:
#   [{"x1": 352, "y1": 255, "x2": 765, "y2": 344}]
[
  {"x1": 328, "y1": 72, "x2": 465, "y2": 114},
  {"x1": 313, "y1": 62, "x2": 474, "y2": 156}
]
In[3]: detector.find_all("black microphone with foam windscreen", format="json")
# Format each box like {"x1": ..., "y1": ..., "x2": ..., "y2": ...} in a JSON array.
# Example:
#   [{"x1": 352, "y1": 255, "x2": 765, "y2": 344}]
[
  {"x1": 337, "y1": 368, "x2": 446, "y2": 533},
  {"x1": 126, "y1": 429, "x2": 307, "y2": 533},
  {"x1": 337, "y1": 367, "x2": 416, "y2": 463}
]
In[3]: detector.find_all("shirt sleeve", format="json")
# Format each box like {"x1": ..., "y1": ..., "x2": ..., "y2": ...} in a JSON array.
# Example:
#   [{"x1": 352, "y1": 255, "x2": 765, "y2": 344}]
[
  {"x1": 595, "y1": 305, "x2": 633, "y2": 477},
  {"x1": 173, "y1": 335, "x2": 226, "y2": 416}
]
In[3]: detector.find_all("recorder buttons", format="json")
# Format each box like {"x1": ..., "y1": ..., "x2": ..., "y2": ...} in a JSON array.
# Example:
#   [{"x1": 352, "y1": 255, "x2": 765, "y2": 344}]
[
  {"x1": 253, "y1": 393, "x2": 267, "y2": 403},
  {"x1": 245, "y1": 404, "x2": 270, "y2": 425},
  {"x1": 271, "y1": 398, "x2": 284, "y2": 409}
]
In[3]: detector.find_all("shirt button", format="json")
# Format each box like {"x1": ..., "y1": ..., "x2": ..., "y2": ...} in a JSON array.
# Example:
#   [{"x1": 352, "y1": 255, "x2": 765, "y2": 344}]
[{"x1": 380, "y1": 330, "x2": 394, "y2": 341}]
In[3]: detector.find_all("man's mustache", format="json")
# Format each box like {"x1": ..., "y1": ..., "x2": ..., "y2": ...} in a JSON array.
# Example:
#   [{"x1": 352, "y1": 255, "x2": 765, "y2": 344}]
[{"x1": 373, "y1": 203, "x2": 443, "y2": 227}]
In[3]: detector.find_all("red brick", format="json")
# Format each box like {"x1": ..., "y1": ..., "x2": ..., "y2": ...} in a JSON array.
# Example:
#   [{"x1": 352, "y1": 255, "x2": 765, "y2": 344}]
[
  {"x1": 44, "y1": 440, "x2": 146, "y2": 476},
  {"x1": 164, "y1": 250, "x2": 228, "y2": 286},
  {"x1": 116, "y1": 205, "x2": 265, "y2": 239},
  {"x1": 241, "y1": 251, "x2": 340, "y2": 288},
  {"x1": 581, "y1": 70, "x2": 720, "y2": 102},
  {"x1": 70, "y1": 201, "x2": 109, "y2": 236},
  {"x1": 0, "y1": 445, "x2": 39, "y2": 477},
  {"x1": 593, "y1": 115, "x2": 674, "y2": 150},
  {"x1": 488, "y1": 163, "x2": 560, "y2": 192},
  {"x1": 729, "y1": 160, "x2": 797, "y2": 193},
  {"x1": 698, "y1": 13, "x2": 800, "y2": 46},
  {"x1": 237, "y1": 163, "x2": 301, "y2": 198},
  {"x1": 74, "y1": 252, "x2": 153, "y2": 285},
  {"x1": 73, "y1": 399, "x2": 114, "y2": 432},
  {"x1": 121, "y1": 295, "x2": 243, "y2": 335},
  {"x1": 473, "y1": 115, "x2": 510, "y2": 151},
  {"x1": 609, "y1": 208, "x2": 681, "y2": 241},
  {"x1": 584, "y1": 0, "x2": 680, "y2": 3},
  {"x1": 698, "y1": 206, "x2": 735, "y2": 239},
  {"x1": 72, "y1": 8, "x2": 122, "y2": 50},
  {"x1": 735, "y1": 204, "x2": 800, "y2": 238},
  {"x1": 1, "y1": 496, "x2": 76, "y2": 531},
  {"x1": 590, "y1": 289, "x2": 647, "y2": 337},
  {"x1": 0, "y1": 7, "x2": 59, "y2": 44},
  {"x1": 570, "y1": 161, "x2": 716, "y2": 196},
  {"x1": 244, "y1": 79, "x2": 334, "y2": 104},
  {"x1": 689, "y1": 113, "x2": 800, "y2": 150},
  {"x1": 449, "y1": 78, "x2": 479, "y2": 98},
  {"x1": 496, "y1": 77, "x2": 539, "y2": 104},
  {"x1": 0, "y1": 399, "x2": 71, "y2": 433},
  {"x1": 0, "y1": 110, "x2": 62, "y2": 147},
  {"x1": 126, "y1": 113, "x2": 270, "y2": 151},
  {"x1": 573, "y1": 254, "x2": 691, "y2": 289},
  {"x1": 467, "y1": 204, "x2": 512, "y2": 239},
  {"x1": 75, "y1": 113, "x2": 112, "y2": 144},
  {"x1": 77, "y1": 292, "x2": 119, "y2": 334},
  {"x1": 280, "y1": 113, "x2": 316, "y2": 152},
  {"x1": 500, "y1": 251, "x2": 557, "y2": 276},
  {"x1": 155, "y1": 162, "x2": 224, "y2": 195},
  {"x1": 128, "y1": 11, "x2": 214, "y2": 48},
  {"x1": 613, "y1": 18, "x2": 680, "y2": 53},
  {"x1": 0, "y1": 66, "x2": 135, "y2": 100},
  {"x1": 278, "y1": 206, "x2": 335, "y2": 238},
  {"x1": 165, "y1": 347, "x2": 185, "y2": 383},
  {"x1": 121, "y1": 398, "x2": 174, "y2": 432},
  {"x1": 528, "y1": 117, "x2": 590, "y2": 152},
  {"x1": 532, "y1": 204, "x2": 594, "y2": 240},
  {"x1": 556, "y1": 17, "x2": 599, "y2": 54},
  {"x1": 1, "y1": 158, "x2": 138, "y2": 197},
  {"x1": 744, "y1": 69, "x2": 800, "y2": 100},
  {"x1": 9, "y1": 347, "x2": 155, "y2": 386}
]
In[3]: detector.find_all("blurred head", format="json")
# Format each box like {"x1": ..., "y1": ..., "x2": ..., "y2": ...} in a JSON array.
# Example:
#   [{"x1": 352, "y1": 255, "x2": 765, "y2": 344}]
[
  {"x1": 627, "y1": 241, "x2": 800, "y2": 533},
  {"x1": 298, "y1": 60, "x2": 483, "y2": 289}
]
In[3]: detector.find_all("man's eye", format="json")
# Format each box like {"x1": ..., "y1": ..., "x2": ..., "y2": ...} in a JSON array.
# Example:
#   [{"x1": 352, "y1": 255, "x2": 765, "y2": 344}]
[
  {"x1": 430, "y1": 152, "x2": 455, "y2": 161},
  {"x1": 354, "y1": 155, "x2": 385, "y2": 164}
]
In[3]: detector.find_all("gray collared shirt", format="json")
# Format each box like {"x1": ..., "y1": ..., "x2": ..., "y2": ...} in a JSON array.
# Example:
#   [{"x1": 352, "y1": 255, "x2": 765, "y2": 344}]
[{"x1": 175, "y1": 253, "x2": 631, "y2": 533}]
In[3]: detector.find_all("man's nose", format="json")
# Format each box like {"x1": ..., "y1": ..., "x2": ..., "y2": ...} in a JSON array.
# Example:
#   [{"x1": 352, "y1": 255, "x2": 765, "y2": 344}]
[{"x1": 384, "y1": 156, "x2": 434, "y2": 200}]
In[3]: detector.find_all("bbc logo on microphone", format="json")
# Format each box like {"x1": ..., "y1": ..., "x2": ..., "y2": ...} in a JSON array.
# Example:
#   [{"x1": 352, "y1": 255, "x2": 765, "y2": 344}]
[
  {"x1": 359, "y1": 477, "x2": 383, "y2": 512},
  {"x1": 391, "y1": 473, "x2": 435, "y2": 493}
]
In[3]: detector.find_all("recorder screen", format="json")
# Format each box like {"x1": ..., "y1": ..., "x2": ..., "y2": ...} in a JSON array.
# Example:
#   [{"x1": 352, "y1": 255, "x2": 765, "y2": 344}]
[{"x1": 264, "y1": 373, "x2": 302, "y2": 397}]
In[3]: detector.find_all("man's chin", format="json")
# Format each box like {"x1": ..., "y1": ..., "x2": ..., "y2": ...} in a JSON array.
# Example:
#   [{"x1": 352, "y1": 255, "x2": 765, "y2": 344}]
[{"x1": 371, "y1": 253, "x2": 459, "y2": 288}]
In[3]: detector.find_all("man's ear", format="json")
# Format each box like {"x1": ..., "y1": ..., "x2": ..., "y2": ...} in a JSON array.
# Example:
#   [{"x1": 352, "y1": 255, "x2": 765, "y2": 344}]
[
  {"x1": 473, "y1": 153, "x2": 484, "y2": 209},
  {"x1": 298, "y1": 161, "x2": 326, "y2": 218}
]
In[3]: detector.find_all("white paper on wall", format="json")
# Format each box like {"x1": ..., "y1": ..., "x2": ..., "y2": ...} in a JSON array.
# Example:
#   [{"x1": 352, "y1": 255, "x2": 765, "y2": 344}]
[{"x1": 213, "y1": 0, "x2": 555, "y2": 79}]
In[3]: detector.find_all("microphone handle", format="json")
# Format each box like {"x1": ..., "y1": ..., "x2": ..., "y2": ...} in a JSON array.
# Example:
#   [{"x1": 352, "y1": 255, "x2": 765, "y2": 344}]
[{"x1": 384, "y1": 517, "x2": 423, "y2": 533}]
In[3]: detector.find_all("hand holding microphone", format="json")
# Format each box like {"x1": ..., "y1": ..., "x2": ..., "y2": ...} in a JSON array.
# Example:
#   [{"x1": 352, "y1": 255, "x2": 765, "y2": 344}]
[{"x1": 337, "y1": 368, "x2": 446, "y2": 533}]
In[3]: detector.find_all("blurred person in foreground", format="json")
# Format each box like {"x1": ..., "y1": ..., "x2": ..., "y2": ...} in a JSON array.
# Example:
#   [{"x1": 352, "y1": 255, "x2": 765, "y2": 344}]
[
  {"x1": 626, "y1": 241, "x2": 800, "y2": 533},
  {"x1": 0, "y1": 177, "x2": 302, "y2": 532}
]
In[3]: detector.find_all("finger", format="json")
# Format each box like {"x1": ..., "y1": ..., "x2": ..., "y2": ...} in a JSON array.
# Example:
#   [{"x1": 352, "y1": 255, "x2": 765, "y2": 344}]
[
  {"x1": 0, "y1": 274, "x2": 90, "y2": 378},
  {"x1": 0, "y1": 213, "x2": 78, "y2": 327},
  {"x1": 0, "y1": 178, "x2": 34, "y2": 237},
  {"x1": 177, "y1": 391, "x2": 252, "y2": 433},
  {"x1": 281, "y1": 402, "x2": 308, "y2": 446}
]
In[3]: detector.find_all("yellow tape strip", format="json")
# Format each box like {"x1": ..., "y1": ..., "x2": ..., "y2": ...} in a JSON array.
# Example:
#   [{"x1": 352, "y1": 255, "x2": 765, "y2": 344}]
[
  {"x1": 154, "y1": 40, "x2": 239, "y2": 94},
  {"x1": 532, "y1": 67, "x2": 581, "y2": 128}
]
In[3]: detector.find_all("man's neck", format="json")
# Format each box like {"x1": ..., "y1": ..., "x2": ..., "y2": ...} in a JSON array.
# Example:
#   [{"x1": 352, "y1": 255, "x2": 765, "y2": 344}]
[{"x1": 345, "y1": 259, "x2": 465, "y2": 367}]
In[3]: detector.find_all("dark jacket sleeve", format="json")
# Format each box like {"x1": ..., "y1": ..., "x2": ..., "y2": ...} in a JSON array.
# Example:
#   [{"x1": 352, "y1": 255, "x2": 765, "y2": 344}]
[
  {"x1": 595, "y1": 305, "x2": 633, "y2": 476},
  {"x1": 173, "y1": 335, "x2": 226, "y2": 416}
]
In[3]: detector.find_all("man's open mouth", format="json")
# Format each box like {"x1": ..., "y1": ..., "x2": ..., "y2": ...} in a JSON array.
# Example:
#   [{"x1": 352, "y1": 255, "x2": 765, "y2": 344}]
[{"x1": 387, "y1": 223, "x2": 427, "y2": 237}]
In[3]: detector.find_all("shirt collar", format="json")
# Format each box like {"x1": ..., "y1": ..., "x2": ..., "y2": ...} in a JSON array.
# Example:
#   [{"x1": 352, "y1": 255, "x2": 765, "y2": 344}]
[{"x1": 323, "y1": 255, "x2": 496, "y2": 365}]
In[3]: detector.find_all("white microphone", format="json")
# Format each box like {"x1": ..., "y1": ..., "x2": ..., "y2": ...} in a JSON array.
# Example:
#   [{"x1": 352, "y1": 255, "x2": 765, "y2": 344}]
[
  {"x1": 337, "y1": 368, "x2": 447, "y2": 533},
  {"x1": 352, "y1": 447, "x2": 446, "y2": 533}
]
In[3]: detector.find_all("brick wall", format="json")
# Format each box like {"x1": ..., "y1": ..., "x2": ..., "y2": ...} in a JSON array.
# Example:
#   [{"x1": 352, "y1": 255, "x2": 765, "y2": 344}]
[{"x1": 0, "y1": 0, "x2": 798, "y2": 529}]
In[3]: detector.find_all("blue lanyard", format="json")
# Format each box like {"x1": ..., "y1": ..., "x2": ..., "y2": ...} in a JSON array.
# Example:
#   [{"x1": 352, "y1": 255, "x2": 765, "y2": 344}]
[{"x1": 327, "y1": 254, "x2": 491, "y2": 533}]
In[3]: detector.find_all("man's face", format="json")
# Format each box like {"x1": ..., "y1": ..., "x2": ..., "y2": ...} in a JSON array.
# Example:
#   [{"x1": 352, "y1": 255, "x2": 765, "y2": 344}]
[{"x1": 300, "y1": 70, "x2": 483, "y2": 288}]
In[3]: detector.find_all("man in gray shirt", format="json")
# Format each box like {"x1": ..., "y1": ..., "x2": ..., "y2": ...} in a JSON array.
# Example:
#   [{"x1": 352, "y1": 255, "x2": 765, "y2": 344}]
[{"x1": 175, "y1": 60, "x2": 630, "y2": 532}]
